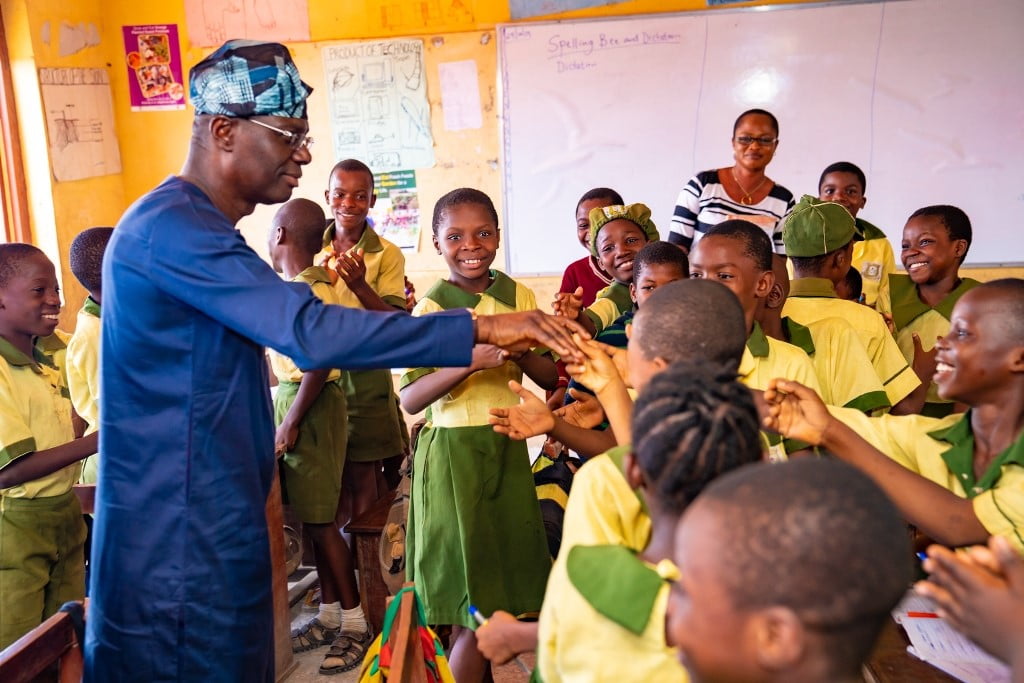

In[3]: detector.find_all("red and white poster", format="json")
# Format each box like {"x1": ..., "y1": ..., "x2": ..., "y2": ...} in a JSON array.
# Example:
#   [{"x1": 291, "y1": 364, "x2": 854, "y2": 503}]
[{"x1": 122, "y1": 24, "x2": 185, "y2": 111}]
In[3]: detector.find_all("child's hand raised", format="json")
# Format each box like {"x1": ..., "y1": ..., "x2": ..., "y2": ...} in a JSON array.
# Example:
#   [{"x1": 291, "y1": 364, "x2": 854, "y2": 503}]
[
  {"x1": 489, "y1": 380, "x2": 555, "y2": 440},
  {"x1": 335, "y1": 248, "x2": 367, "y2": 286},
  {"x1": 317, "y1": 249, "x2": 340, "y2": 285},
  {"x1": 471, "y1": 344, "x2": 511, "y2": 370},
  {"x1": 762, "y1": 378, "x2": 832, "y2": 446},
  {"x1": 564, "y1": 334, "x2": 624, "y2": 394},
  {"x1": 552, "y1": 287, "x2": 584, "y2": 320},
  {"x1": 553, "y1": 389, "x2": 606, "y2": 429}
]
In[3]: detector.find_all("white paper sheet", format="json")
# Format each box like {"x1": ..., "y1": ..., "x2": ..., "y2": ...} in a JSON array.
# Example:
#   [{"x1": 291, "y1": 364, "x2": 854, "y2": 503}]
[{"x1": 438, "y1": 60, "x2": 482, "y2": 131}]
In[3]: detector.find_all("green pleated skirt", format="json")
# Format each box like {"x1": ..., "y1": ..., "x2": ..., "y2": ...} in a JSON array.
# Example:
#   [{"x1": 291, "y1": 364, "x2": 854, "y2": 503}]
[
  {"x1": 341, "y1": 368, "x2": 406, "y2": 462},
  {"x1": 406, "y1": 424, "x2": 551, "y2": 628}
]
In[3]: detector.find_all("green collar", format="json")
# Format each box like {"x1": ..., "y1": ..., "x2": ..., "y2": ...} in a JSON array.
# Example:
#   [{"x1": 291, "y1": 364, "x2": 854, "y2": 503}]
[
  {"x1": 0, "y1": 336, "x2": 53, "y2": 371},
  {"x1": 567, "y1": 545, "x2": 665, "y2": 635},
  {"x1": 889, "y1": 274, "x2": 980, "y2": 330},
  {"x1": 321, "y1": 220, "x2": 384, "y2": 253},
  {"x1": 292, "y1": 266, "x2": 333, "y2": 287},
  {"x1": 746, "y1": 321, "x2": 770, "y2": 358},
  {"x1": 599, "y1": 282, "x2": 635, "y2": 315},
  {"x1": 856, "y1": 217, "x2": 887, "y2": 241},
  {"x1": 927, "y1": 412, "x2": 1024, "y2": 495},
  {"x1": 83, "y1": 296, "x2": 101, "y2": 318},
  {"x1": 781, "y1": 317, "x2": 815, "y2": 356},
  {"x1": 423, "y1": 270, "x2": 517, "y2": 310},
  {"x1": 788, "y1": 277, "x2": 837, "y2": 299}
]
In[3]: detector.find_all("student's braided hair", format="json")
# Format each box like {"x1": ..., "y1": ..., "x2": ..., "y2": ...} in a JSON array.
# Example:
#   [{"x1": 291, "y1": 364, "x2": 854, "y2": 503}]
[
  {"x1": 632, "y1": 360, "x2": 762, "y2": 516},
  {"x1": 431, "y1": 187, "x2": 499, "y2": 236}
]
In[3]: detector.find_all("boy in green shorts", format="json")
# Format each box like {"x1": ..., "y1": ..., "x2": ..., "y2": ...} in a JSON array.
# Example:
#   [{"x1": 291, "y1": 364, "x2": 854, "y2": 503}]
[
  {"x1": 267, "y1": 199, "x2": 371, "y2": 674},
  {"x1": 320, "y1": 159, "x2": 408, "y2": 526},
  {"x1": 0, "y1": 244, "x2": 97, "y2": 647}
]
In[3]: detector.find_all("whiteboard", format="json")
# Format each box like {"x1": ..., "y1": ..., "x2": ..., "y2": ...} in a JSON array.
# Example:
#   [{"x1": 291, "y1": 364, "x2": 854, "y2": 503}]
[{"x1": 498, "y1": 0, "x2": 1024, "y2": 274}]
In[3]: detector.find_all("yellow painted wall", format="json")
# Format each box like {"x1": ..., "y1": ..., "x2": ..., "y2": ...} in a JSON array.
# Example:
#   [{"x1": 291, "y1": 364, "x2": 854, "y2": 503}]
[{"x1": 3, "y1": 0, "x2": 1021, "y2": 331}]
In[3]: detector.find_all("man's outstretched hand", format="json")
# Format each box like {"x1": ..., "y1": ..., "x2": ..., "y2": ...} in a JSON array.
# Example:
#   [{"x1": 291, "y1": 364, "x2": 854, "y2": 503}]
[{"x1": 475, "y1": 310, "x2": 589, "y2": 363}]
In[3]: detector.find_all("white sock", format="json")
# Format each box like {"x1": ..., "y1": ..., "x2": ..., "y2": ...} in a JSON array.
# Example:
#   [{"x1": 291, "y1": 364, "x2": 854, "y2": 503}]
[
  {"x1": 342, "y1": 604, "x2": 368, "y2": 634},
  {"x1": 318, "y1": 601, "x2": 342, "y2": 629}
]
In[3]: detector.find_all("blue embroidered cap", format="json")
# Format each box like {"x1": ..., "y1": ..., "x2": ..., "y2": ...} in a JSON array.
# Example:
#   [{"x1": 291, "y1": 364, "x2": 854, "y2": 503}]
[{"x1": 189, "y1": 40, "x2": 313, "y2": 119}]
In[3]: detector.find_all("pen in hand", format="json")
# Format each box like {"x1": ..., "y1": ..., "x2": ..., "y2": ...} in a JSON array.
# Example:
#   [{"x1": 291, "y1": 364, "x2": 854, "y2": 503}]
[{"x1": 468, "y1": 604, "x2": 530, "y2": 674}]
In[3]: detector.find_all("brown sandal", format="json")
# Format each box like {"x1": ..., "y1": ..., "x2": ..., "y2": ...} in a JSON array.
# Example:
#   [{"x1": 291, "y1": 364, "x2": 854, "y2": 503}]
[
  {"x1": 290, "y1": 616, "x2": 340, "y2": 653},
  {"x1": 319, "y1": 628, "x2": 373, "y2": 675}
]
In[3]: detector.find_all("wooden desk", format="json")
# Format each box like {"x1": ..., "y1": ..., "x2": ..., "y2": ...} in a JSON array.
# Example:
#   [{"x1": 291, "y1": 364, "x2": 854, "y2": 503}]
[
  {"x1": 864, "y1": 619, "x2": 959, "y2": 683},
  {"x1": 345, "y1": 490, "x2": 397, "y2": 636}
]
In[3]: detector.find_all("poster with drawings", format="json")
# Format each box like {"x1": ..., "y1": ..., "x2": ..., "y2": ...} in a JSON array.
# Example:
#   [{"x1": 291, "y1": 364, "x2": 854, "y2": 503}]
[
  {"x1": 322, "y1": 39, "x2": 435, "y2": 173},
  {"x1": 39, "y1": 68, "x2": 122, "y2": 181}
]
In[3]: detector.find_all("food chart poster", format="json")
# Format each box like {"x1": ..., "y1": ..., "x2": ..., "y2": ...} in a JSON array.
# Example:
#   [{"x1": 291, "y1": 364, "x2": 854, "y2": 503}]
[{"x1": 122, "y1": 25, "x2": 185, "y2": 111}]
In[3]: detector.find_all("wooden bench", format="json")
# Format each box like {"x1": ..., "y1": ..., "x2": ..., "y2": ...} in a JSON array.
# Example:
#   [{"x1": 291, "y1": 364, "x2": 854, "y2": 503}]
[
  {"x1": 345, "y1": 489, "x2": 397, "y2": 635},
  {"x1": 0, "y1": 608, "x2": 83, "y2": 683}
]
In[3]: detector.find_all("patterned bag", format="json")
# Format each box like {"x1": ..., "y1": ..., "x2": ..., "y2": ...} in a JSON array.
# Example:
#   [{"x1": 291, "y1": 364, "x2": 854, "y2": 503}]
[{"x1": 357, "y1": 585, "x2": 455, "y2": 683}]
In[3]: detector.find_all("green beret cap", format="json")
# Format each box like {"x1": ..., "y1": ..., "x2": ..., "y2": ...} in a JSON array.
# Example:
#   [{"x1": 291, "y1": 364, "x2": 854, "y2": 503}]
[
  {"x1": 589, "y1": 203, "x2": 659, "y2": 258},
  {"x1": 781, "y1": 195, "x2": 862, "y2": 257}
]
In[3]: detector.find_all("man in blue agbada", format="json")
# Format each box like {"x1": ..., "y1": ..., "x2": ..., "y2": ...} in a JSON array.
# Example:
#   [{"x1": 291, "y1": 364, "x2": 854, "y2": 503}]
[{"x1": 84, "y1": 40, "x2": 584, "y2": 682}]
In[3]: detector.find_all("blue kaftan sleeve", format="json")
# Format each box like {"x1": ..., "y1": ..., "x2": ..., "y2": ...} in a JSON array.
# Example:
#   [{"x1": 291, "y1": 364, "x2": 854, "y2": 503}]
[{"x1": 145, "y1": 196, "x2": 472, "y2": 372}]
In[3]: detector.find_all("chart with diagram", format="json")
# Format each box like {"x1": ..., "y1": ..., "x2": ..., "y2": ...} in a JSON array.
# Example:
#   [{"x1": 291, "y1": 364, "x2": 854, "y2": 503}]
[
  {"x1": 322, "y1": 39, "x2": 434, "y2": 172},
  {"x1": 38, "y1": 68, "x2": 122, "y2": 181}
]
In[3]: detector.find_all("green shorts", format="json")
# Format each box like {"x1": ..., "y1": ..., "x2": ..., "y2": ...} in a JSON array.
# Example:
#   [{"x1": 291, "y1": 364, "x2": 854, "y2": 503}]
[
  {"x1": 0, "y1": 490, "x2": 87, "y2": 649},
  {"x1": 341, "y1": 369, "x2": 406, "y2": 463},
  {"x1": 275, "y1": 380, "x2": 348, "y2": 524}
]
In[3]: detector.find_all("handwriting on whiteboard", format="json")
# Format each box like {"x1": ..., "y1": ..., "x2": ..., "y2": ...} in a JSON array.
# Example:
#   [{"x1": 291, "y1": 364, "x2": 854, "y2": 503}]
[{"x1": 547, "y1": 31, "x2": 681, "y2": 59}]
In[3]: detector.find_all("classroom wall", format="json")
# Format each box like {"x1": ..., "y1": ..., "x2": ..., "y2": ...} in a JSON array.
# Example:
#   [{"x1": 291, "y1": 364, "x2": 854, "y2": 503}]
[{"x1": 3, "y1": 0, "x2": 1020, "y2": 330}]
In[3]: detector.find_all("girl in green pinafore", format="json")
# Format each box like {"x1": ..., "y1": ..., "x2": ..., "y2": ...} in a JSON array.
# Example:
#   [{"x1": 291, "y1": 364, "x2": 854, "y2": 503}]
[{"x1": 400, "y1": 188, "x2": 558, "y2": 682}]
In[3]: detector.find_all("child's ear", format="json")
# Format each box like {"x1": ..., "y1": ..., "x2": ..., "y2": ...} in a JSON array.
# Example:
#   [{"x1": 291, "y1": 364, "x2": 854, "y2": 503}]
[
  {"x1": 755, "y1": 269, "x2": 775, "y2": 299},
  {"x1": 625, "y1": 322, "x2": 633, "y2": 339},
  {"x1": 273, "y1": 226, "x2": 285, "y2": 245},
  {"x1": 1008, "y1": 345, "x2": 1024, "y2": 374},
  {"x1": 369, "y1": 192, "x2": 378, "y2": 209},
  {"x1": 623, "y1": 451, "x2": 645, "y2": 490},
  {"x1": 629, "y1": 282, "x2": 637, "y2": 304},
  {"x1": 766, "y1": 280, "x2": 785, "y2": 310},
  {"x1": 432, "y1": 233, "x2": 441, "y2": 255},
  {"x1": 952, "y1": 239, "x2": 968, "y2": 260},
  {"x1": 751, "y1": 606, "x2": 805, "y2": 672}
]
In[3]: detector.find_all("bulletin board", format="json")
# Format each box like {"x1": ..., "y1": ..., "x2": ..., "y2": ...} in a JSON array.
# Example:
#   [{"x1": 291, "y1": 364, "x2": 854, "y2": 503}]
[{"x1": 498, "y1": 0, "x2": 1024, "y2": 274}]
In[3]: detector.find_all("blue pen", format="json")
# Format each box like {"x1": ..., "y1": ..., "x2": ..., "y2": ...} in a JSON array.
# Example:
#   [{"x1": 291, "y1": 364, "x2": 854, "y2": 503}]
[
  {"x1": 468, "y1": 605, "x2": 530, "y2": 674},
  {"x1": 916, "y1": 551, "x2": 928, "y2": 562}
]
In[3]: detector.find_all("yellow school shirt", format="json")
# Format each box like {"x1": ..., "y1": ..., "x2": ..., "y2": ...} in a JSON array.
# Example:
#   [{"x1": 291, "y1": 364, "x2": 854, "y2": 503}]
[
  {"x1": 782, "y1": 316, "x2": 890, "y2": 413},
  {"x1": 783, "y1": 277, "x2": 920, "y2": 406},
  {"x1": 827, "y1": 408, "x2": 1024, "y2": 552},
  {"x1": 267, "y1": 267, "x2": 343, "y2": 384},
  {"x1": 583, "y1": 282, "x2": 632, "y2": 334},
  {"x1": 852, "y1": 219, "x2": 897, "y2": 313},
  {"x1": 0, "y1": 337, "x2": 79, "y2": 498},
  {"x1": 890, "y1": 274, "x2": 980, "y2": 416},
  {"x1": 538, "y1": 448, "x2": 666, "y2": 683},
  {"x1": 318, "y1": 221, "x2": 407, "y2": 310},
  {"x1": 66, "y1": 298, "x2": 101, "y2": 484},
  {"x1": 400, "y1": 271, "x2": 538, "y2": 429}
]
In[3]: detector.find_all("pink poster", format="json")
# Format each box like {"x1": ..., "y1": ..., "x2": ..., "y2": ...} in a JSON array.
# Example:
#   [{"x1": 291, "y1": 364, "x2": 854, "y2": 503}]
[{"x1": 122, "y1": 25, "x2": 185, "y2": 111}]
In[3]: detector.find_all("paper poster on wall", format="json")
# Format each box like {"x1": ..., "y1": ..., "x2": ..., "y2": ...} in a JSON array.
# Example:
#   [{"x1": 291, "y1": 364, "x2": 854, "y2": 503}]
[
  {"x1": 438, "y1": 60, "x2": 482, "y2": 131},
  {"x1": 509, "y1": 0, "x2": 621, "y2": 20},
  {"x1": 122, "y1": 25, "x2": 185, "y2": 111},
  {"x1": 39, "y1": 68, "x2": 122, "y2": 181},
  {"x1": 322, "y1": 39, "x2": 435, "y2": 173},
  {"x1": 371, "y1": 170, "x2": 420, "y2": 250},
  {"x1": 184, "y1": 0, "x2": 310, "y2": 47}
]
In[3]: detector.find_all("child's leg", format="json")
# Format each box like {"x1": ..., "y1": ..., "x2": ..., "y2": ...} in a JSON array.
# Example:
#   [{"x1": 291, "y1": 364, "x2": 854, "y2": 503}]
[
  {"x1": 337, "y1": 460, "x2": 382, "y2": 525},
  {"x1": 449, "y1": 626, "x2": 490, "y2": 683},
  {"x1": 314, "y1": 518, "x2": 372, "y2": 674},
  {"x1": 42, "y1": 499, "x2": 87, "y2": 617},
  {"x1": 0, "y1": 496, "x2": 68, "y2": 648}
]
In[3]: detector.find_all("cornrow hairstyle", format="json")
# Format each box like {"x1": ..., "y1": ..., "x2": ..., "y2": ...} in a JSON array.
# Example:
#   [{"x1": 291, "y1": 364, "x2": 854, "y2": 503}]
[
  {"x1": 632, "y1": 240, "x2": 688, "y2": 282},
  {"x1": 432, "y1": 187, "x2": 499, "y2": 236},
  {"x1": 702, "y1": 220, "x2": 773, "y2": 272},
  {"x1": 330, "y1": 158, "x2": 374, "y2": 188},
  {"x1": 575, "y1": 187, "x2": 624, "y2": 214},
  {"x1": 0, "y1": 243, "x2": 46, "y2": 289},
  {"x1": 908, "y1": 204, "x2": 973, "y2": 263},
  {"x1": 632, "y1": 279, "x2": 746, "y2": 372},
  {"x1": 632, "y1": 360, "x2": 761, "y2": 516},
  {"x1": 69, "y1": 227, "x2": 114, "y2": 295},
  {"x1": 273, "y1": 198, "x2": 327, "y2": 255},
  {"x1": 733, "y1": 108, "x2": 779, "y2": 136},
  {"x1": 696, "y1": 459, "x2": 911, "y2": 675},
  {"x1": 818, "y1": 161, "x2": 866, "y2": 194}
]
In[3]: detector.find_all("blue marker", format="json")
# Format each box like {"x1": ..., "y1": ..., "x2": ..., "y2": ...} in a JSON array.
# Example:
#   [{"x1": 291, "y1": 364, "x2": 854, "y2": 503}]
[{"x1": 468, "y1": 605, "x2": 530, "y2": 674}]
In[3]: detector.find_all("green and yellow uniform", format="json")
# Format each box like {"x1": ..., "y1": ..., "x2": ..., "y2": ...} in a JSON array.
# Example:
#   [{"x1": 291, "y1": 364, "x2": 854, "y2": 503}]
[
  {"x1": 852, "y1": 218, "x2": 897, "y2": 313},
  {"x1": 828, "y1": 408, "x2": 1024, "y2": 553},
  {"x1": 319, "y1": 222, "x2": 408, "y2": 462},
  {"x1": 784, "y1": 277, "x2": 920, "y2": 406},
  {"x1": 66, "y1": 297, "x2": 101, "y2": 483},
  {"x1": 890, "y1": 274, "x2": 980, "y2": 417},
  {"x1": 0, "y1": 337, "x2": 86, "y2": 648},
  {"x1": 583, "y1": 282, "x2": 633, "y2": 335},
  {"x1": 403, "y1": 271, "x2": 550, "y2": 627},
  {"x1": 268, "y1": 266, "x2": 347, "y2": 524}
]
